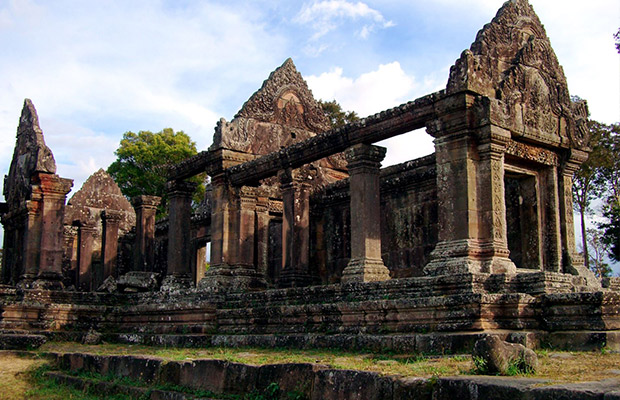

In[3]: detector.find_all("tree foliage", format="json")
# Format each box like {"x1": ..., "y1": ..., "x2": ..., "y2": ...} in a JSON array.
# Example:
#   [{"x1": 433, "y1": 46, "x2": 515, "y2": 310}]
[
  {"x1": 586, "y1": 228, "x2": 612, "y2": 278},
  {"x1": 107, "y1": 128, "x2": 205, "y2": 216},
  {"x1": 318, "y1": 100, "x2": 360, "y2": 128},
  {"x1": 573, "y1": 120, "x2": 611, "y2": 267},
  {"x1": 574, "y1": 120, "x2": 620, "y2": 269}
]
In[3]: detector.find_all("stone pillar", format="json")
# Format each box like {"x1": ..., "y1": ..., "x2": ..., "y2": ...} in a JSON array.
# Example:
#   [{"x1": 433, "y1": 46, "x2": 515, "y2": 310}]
[
  {"x1": 278, "y1": 168, "x2": 313, "y2": 287},
  {"x1": 62, "y1": 225, "x2": 78, "y2": 287},
  {"x1": 101, "y1": 210, "x2": 123, "y2": 280},
  {"x1": 255, "y1": 194, "x2": 271, "y2": 278},
  {"x1": 77, "y1": 222, "x2": 97, "y2": 291},
  {"x1": 203, "y1": 176, "x2": 266, "y2": 290},
  {"x1": 208, "y1": 173, "x2": 238, "y2": 269},
  {"x1": 131, "y1": 195, "x2": 161, "y2": 272},
  {"x1": 195, "y1": 244, "x2": 207, "y2": 283},
  {"x1": 473, "y1": 126, "x2": 515, "y2": 274},
  {"x1": 559, "y1": 150, "x2": 599, "y2": 286},
  {"x1": 424, "y1": 95, "x2": 515, "y2": 276},
  {"x1": 162, "y1": 180, "x2": 197, "y2": 290},
  {"x1": 341, "y1": 144, "x2": 391, "y2": 283},
  {"x1": 34, "y1": 172, "x2": 73, "y2": 289}
]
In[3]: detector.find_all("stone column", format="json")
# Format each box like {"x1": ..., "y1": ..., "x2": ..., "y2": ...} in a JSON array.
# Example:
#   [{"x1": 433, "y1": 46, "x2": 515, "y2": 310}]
[
  {"x1": 77, "y1": 222, "x2": 97, "y2": 291},
  {"x1": 341, "y1": 144, "x2": 391, "y2": 283},
  {"x1": 203, "y1": 176, "x2": 266, "y2": 290},
  {"x1": 424, "y1": 95, "x2": 515, "y2": 276},
  {"x1": 34, "y1": 172, "x2": 73, "y2": 289},
  {"x1": 255, "y1": 194, "x2": 271, "y2": 278},
  {"x1": 278, "y1": 168, "x2": 313, "y2": 287},
  {"x1": 131, "y1": 195, "x2": 161, "y2": 272},
  {"x1": 473, "y1": 126, "x2": 516, "y2": 274},
  {"x1": 62, "y1": 225, "x2": 78, "y2": 287},
  {"x1": 162, "y1": 180, "x2": 197, "y2": 290},
  {"x1": 195, "y1": 244, "x2": 207, "y2": 284},
  {"x1": 559, "y1": 150, "x2": 599, "y2": 286},
  {"x1": 101, "y1": 210, "x2": 123, "y2": 280}
]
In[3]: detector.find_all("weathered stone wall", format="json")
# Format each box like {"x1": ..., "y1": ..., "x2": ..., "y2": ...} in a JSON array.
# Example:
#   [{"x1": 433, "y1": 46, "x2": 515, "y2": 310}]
[{"x1": 311, "y1": 155, "x2": 438, "y2": 283}]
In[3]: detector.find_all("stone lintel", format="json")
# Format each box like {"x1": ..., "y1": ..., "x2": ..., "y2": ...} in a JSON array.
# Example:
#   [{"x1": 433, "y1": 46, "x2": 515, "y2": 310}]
[{"x1": 166, "y1": 180, "x2": 198, "y2": 198}]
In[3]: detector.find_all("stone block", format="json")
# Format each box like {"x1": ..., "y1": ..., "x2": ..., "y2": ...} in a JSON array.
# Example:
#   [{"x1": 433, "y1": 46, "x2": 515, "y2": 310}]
[
  {"x1": 0, "y1": 333, "x2": 46, "y2": 350},
  {"x1": 472, "y1": 335, "x2": 538, "y2": 375},
  {"x1": 178, "y1": 359, "x2": 258, "y2": 395},
  {"x1": 117, "y1": 271, "x2": 160, "y2": 292},
  {"x1": 393, "y1": 377, "x2": 432, "y2": 400},
  {"x1": 257, "y1": 363, "x2": 328, "y2": 399},
  {"x1": 311, "y1": 369, "x2": 394, "y2": 400}
]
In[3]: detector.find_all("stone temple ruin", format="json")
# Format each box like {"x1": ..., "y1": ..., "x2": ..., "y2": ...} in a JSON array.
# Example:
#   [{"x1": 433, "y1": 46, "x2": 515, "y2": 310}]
[{"x1": 1, "y1": 0, "x2": 619, "y2": 356}]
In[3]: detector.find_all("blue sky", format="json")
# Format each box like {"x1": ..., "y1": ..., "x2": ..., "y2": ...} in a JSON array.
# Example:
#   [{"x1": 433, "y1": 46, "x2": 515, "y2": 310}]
[{"x1": 0, "y1": 0, "x2": 619, "y2": 271}]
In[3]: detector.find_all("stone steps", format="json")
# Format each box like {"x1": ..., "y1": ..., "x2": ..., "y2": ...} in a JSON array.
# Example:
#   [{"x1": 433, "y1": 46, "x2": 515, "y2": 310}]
[{"x1": 42, "y1": 351, "x2": 620, "y2": 400}]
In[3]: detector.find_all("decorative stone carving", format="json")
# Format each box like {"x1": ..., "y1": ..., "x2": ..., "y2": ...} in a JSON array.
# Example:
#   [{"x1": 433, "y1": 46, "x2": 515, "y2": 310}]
[{"x1": 446, "y1": 0, "x2": 584, "y2": 149}]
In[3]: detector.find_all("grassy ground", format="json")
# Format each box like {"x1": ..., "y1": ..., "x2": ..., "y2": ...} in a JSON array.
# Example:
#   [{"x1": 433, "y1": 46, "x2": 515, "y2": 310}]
[
  {"x1": 39, "y1": 342, "x2": 620, "y2": 383},
  {"x1": 3, "y1": 343, "x2": 620, "y2": 399}
]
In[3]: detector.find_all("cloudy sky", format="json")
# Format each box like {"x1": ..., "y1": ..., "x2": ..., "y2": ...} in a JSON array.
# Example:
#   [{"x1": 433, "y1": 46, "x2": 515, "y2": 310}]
[{"x1": 1, "y1": 0, "x2": 619, "y2": 269}]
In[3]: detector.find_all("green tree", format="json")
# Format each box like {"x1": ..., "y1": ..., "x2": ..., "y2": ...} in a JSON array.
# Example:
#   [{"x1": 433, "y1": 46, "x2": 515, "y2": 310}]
[
  {"x1": 597, "y1": 123, "x2": 620, "y2": 262},
  {"x1": 318, "y1": 100, "x2": 360, "y2": 128},
  {"x1": 107, "y1": 128, "x2": 205, "y2": 216},
  {"x1": 586, "y1": 227, "x2": 612, "y2": 278},
  {"x1": 573, "y1": 120, "x2": 610, "y2": 268}
]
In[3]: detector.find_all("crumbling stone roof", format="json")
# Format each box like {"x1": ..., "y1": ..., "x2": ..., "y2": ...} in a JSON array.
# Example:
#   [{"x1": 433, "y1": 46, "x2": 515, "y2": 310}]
[{"x1": 65, "y1": 168, "x2": 135, "y2": 232}]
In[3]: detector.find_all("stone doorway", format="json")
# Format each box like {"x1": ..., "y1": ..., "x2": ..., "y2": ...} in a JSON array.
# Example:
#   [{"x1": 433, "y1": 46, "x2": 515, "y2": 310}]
[{"x1": 504, "y1": 171, "x2": 542, "y2": 269}]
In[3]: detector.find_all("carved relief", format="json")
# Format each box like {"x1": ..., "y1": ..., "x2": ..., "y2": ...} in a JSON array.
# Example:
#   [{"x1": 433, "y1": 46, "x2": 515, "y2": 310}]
[
  {"x1": 491, "y1": 159, "x2": 504, "y2": 241},
  {"x1": 505, "y1": 140, "x2": 559, "y2": 166},
  {"x1": 446, "y1": 0, "x2": 585, "y2": 149}
]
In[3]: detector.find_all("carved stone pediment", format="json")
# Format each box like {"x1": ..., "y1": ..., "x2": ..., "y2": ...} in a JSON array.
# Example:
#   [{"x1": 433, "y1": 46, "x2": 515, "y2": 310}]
[
  {"x1": 211, "y1": 59, "x2": 332, "y2": 154},
  {"x1": 447, "y1": 0, "x2": 587, "y2": 150}
]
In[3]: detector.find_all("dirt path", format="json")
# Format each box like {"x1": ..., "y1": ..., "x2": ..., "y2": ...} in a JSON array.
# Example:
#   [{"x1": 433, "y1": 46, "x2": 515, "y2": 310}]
[{"x1": 0, "y1": 353, "x2": 45, "y2": 400}]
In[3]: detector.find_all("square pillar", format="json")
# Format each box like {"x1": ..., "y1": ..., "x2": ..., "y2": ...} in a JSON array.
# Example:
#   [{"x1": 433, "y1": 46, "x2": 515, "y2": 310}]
[
  {"x1": 203, "y1": 175, "x2": 266, "y2": 290},
  {"x1": 278, "y1": 168, "x2": 313, "y2": 288},
  {"x1": 101, "y1": 210, "x2": 123, "y2": 280},
  {"x1": 255, "y1": 194, "x2": 271, "y2": 278},
  {"x1": 424, "y1": 95, "x2": 515, "y2": 276},
  {"x1": 34, "y1": 172, "x2": 73, "y2": 289},
  {"x1": 77, "y1": 222, "x2": 97, "y2": 291},
  {"x1": 131, "y1": 195, "x2": 161, "y2": 272},
  {"x1": 341, "y1": 144, "x2": 391, "y2": 283},
  {"x1": 162, "y1": 180, "x2": 197, "y2": 290},
  {"x1": 559, "y1": 150, "x2": 599, "y2": 286}
]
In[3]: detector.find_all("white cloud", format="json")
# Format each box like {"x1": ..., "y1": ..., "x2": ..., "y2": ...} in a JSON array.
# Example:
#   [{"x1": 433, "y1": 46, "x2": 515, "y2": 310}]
[
  {"x1": 307, "y1": 61, "x2": 416, "y2": 116},
  {"x1": 294, "y1": 0, "x2": 394, "y2": 40},
  {"x1": 307, "y1": 62, "x2": 437, "y2": 166}
]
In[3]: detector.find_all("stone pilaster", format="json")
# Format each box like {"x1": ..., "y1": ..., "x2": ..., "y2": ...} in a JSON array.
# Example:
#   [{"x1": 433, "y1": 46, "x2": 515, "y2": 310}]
[
  {"x1": 131, "y1": 195, "x2": 161, "y2": 272},
  {"x1": 33, "y1": 172, "x2": 73, "y2": 290},
  {"x1": 101, "y1": 209, "x2": 123, "y2": 281},
  {"x1": 162, "y1": 180, "x2": 197, "y2": 290},
  {"x1": 278, "y1": 168, "x2": 313, "y2": 288},
  {"x1": 473, "y1": 126, "x2": 516, "y2": 274},
  {"x1": 341, "y1": 143, "x2": 391, "y2": 283}
]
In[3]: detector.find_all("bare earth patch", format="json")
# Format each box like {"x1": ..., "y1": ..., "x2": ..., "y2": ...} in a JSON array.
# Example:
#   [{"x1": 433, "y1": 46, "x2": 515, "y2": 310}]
[{"x1": 0, "y1": 354, "x2": 46, "y2": 400}]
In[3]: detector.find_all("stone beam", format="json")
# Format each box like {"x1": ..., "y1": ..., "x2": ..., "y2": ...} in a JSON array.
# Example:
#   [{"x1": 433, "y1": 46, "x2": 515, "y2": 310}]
[{"x1": 225, "y1": 92, "x2": 440, "y2": 186}]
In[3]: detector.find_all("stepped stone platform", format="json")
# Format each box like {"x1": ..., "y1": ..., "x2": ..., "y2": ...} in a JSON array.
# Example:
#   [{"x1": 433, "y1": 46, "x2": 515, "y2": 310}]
[{"x1": 1, "y1": 272, "x2": 619, "y2": 354}]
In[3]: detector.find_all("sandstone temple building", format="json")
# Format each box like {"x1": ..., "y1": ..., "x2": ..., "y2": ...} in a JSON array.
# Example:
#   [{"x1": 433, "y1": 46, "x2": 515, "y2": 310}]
[{"x1": 1, "y1": 0, "x2": 618, "y2": 354}]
